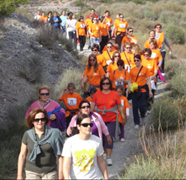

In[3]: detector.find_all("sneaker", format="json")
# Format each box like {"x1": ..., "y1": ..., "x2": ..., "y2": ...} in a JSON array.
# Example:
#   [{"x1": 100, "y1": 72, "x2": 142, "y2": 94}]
[
  {"x1": 147, "y1": 110, "x2": 151, "y2": 114},
  {"x1": 162, "y1": 73, "x2": 165, "y2": 76},
  {"x1": 103, "y1": 153, "x2": 106, "y2": 159},
  {"x1": 134, "y1": 125, "x2": 139, "y2": 129},
  {"x1": 106, "y1": 158, "x2": 113, "y2": 166},
  {"x1": 120, "y1": 138, "x2": 125, "y2": 142}
]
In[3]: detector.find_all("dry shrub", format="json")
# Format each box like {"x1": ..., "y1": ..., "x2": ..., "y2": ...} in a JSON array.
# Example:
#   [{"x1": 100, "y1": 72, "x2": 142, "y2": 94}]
[
  {"x1": 164, "y1": 2, "x2": 183, "y2": 12},
  {"x1": 54, "y1": 68, "x2": 84, "y2": 98}
]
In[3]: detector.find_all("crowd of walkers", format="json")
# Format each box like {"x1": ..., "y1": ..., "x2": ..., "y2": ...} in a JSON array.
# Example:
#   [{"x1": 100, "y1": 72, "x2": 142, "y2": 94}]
[{"x1": 17, "y1": 8, "x2": 172, "y2": 180}]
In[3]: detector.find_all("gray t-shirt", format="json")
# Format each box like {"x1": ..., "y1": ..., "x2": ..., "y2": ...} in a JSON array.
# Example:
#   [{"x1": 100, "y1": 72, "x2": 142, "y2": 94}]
[
  {"x1": 62, "y1": 134, "x2": 104, "y2": 179},
  {"x1": 22, "y1": 131, "x2": 56, "y2": 173}
]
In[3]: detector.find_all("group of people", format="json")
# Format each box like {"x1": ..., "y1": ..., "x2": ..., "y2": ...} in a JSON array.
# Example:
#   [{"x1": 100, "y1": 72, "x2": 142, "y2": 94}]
[{"x1": 16, "y1": 8, "x2": 172, "y2": 180}]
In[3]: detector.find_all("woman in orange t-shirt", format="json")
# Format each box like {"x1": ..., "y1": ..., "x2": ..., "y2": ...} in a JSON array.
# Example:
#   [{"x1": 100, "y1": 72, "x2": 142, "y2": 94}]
[
  {"x1": 121, "y1": 42, "x2": 135, "y2": 71},
  {"x1": 102, "y1": 36, "x2": 119, "y2": 52},
  {"x1": 110, "y1": 59, "x2": 130, "y2": 90},
  {"x1": 99, "y1": 16, "x2": 110, "y2": 53},
  {"x1": 144, "y1": 30, "x2": 160, "y2": 49},
  {"x1": 121, "y1": 27, "x2": 137, "y2": 52},
  {"x1": 141, "y1": 48, "x2": 158, "y2": 113},
  {"x1": 89, "y1": 17, "x2": 101, "y2": 48},
  {"x1": 91, "y1": 77, "x2": 125, "y2": 166},
  {"x1": 104, "y1": 10, "x2": 113, "y2": 37},
  {"x1": 76, "y1": 16, "x2": 86, "y2": 51},
  {"x1": 85, "y1": 15, "x2": 93, "y2": 49},
  {"x1": 81, "y1": 54, "x2": 105, "y2": 98},
  {"x1": 106, "y1": 51, "x2": 121, "y2": 78},
  {"x1": 129, "y1": 54, "x2": 152, "y2": 129}
]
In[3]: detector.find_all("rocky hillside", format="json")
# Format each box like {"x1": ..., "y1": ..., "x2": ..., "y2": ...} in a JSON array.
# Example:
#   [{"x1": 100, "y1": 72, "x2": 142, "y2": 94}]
[{"x1": 0, "y1": 13, "x2": 82, "y2": 122}]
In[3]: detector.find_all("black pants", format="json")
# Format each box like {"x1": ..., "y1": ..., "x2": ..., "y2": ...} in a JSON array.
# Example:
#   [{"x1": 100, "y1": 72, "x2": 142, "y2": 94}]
[
  {"x1": 161, "y1": 51, "x2": 166, "y2": 73},
  {"x1": 100, "y1": 36, "x2": 108, "y2": 52},
  {"x1": 116, "y1": 33, "x2": 125, "y2": 51},
  {"x1": 79, "y1": 36, "x2": 86, "y2": 51},
  {"x1": 69, "y1": 31, "x2": 77, "y2": 50},
  {"x1": 131, "y1": 92, "x2": 147, "y2": 125}
]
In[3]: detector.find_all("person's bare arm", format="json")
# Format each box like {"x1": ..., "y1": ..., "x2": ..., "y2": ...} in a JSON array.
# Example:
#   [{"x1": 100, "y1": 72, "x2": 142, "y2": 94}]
[
  {"x1": 58, "y1": 156, "x2": 63, "y2": 180},
  {"x1": 81, "y1": 76, "x2": 88, "y2": 89},
  {"x1": 17, "y1": 143, "x2": 27, "y2": 180},
  {"x1": 63, "y1": 157, "x2": 71, "y2": 179},
  {"x1": 97, "y1": 155, "x2": 109, "y2": 180},
  {"x1": 147, "y1": 77, "x2": 153, "y2": 98},
  {"x1": 91, "y1": 102, "x2": 96, "y2": 112}
]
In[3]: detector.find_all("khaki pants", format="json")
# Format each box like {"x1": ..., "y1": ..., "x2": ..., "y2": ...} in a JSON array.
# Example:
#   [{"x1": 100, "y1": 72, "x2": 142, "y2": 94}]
[{"x1": 25, "y1": 170, "x2": 57, "y2": 179}]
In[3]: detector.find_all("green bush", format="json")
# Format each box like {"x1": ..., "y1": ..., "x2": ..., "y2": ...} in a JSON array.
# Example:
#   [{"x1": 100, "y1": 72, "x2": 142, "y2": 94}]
[
  {"x1": 58, "y1": 35, "x2": 74, "y2": 52},
  {"x1": 0, "y1": 0, "x2": 28, "y2": 15},
  {"x1": 151, "y1": 97, "x2": 183, "y2": 130},
  {"x1": 165, "y1": 24, "x2": 185, "y2": 44}
]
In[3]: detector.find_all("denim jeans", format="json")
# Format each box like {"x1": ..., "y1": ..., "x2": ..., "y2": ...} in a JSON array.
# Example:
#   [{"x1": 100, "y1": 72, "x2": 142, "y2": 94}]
[
  {"x1": 90, "y1": 37, "x2": 100, "y2": 48},
  {"x1": 60, "y1": 26, "x2": 66, "y2": 37}
]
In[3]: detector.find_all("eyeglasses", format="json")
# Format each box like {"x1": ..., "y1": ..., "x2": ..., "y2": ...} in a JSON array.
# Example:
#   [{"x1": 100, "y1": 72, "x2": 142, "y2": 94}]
[
  {"x1": 81, "y1": 105, "x2": 90, "y2": 109},
  {"x1": 119, "y1": 16, "x2": 124, "y2": 18},
  {"x1": 92, "y1": 49, "x2": 98, "y2": 52},
  {"x1": 34, "y1": 118, "x2": 45, "y2": 122},
  {"x1": 80, "y1": 123, "x2": 93, "y2": 127},
  {"x1": 144, "y1": 53, "x2": 150, "y2": 56},
  {"x1": 118, "y1": 64, "x2": 123, "y2": 66},
  {"x1": 40, "y1": 93, "x2": 49, "y2": 96},
  {"x1": 134, "y1": 59, "x2": 140, "y2": 62},
  {"x1": 114, "y1": 55, "x2": 120, "y2": 57},
  {"x1": 107, "y1": 46, "x2": 112, "y2": 48},
  {"x1": 90, "y1": 59, "x2": 96, "y2": 62},
  {"x1": 126, "y1": 47, "x2": 131, "y2": 49},
  {"x1": 102, "y1": 82, "x2": 110, "y2": 85},
  {"x1": 93, "y1": 19, "x2": 98, "y2": 21},
  {"x1": 129, "y1": 31, "x2": 133, "y2": 32}
]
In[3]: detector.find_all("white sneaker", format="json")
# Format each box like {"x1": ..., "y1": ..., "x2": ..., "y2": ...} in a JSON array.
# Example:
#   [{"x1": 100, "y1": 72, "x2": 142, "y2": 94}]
[
  {"x1": 134, "y1": 125, "x2": 139, "y2": 129},
  {"x1": 120, "y1": 138, "x2": 125, "y2": 142},
  {"x1": 103, "y1": 153, "x2": 106, "y2": 159},
  {"x1": 106, "y1": 158, "x2": 113, "y2": 166},
  {"x1": 162, "y1": 73, "x2": 165, "y2": 76},
  {"x1": 147, "y1": 110, "x2": 151, "y2": 114}
]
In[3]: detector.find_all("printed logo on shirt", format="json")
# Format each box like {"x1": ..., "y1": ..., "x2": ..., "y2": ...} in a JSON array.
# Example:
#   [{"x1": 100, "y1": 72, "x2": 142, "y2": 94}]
[
  {"x1": 80, "y1": 24, "x2": 86, "y2": 28},
  {"x1": 115, "y1": 81, "x2": 124, "y2": 87},
  {"x1": 96, "y1": 27, "x2": 99, "y2": 30},
  {"x1": 93, "y1": 73, "x2": 98, "y2": 75},
  {"x1": 147, "y1": 64, "x2": 152, "y2": 69},
  {"x1": 119, "y1": 24, "x2": 126, "y2": 28},
  {"x1": 67, "y1": 98, "x2": 77, "y2": 105},
  {"x1": 106, "y1": 60, "x2": 112, "y2": 65},
  {"x1": 151, "y1": 52, "x2": 156, "y2": 59},
  {"x1": 74, "y1": 149, "x2": 96, "y2": 172},
  {"x1": 121, "y1": 100, "x2": 124, "y2": 107}
]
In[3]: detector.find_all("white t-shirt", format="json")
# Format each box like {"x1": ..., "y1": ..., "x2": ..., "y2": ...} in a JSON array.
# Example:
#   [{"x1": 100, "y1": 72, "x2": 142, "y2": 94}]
[
  {"x1": 67, "y1": 19, "x2": 77, "y2": 32},
  {"x1": 62, "y1": 134, "x2": 104, "y2": 179}
]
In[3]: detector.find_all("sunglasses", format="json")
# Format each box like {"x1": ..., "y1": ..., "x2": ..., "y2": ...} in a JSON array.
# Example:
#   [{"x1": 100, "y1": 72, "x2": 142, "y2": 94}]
[
  {"x1": 126, "y1": 47, "x2": 131, "y2": 49},
  {"x1": 90, "y1": 59, "x2": 96, "y2": 62},
  {"x1": 114, "y1": 55, "x2": 120, "y2": 57},
  {"x1": 34, "y1": 118, "x2": 45, "y2": 122},
  {"x1": 144, "y1": 54, "x2": 150, "y2": 56},
  {"x1": 81, "y1": 123, "x2": 93, "y2": 127},
  {"x1": 92, "y1": 49, "x2": 98, "y2": 51},
  {"x1": 129, "y1": 31, "x2": 133, "y2": 32},
  {"x1": 81, "y1": 105, "x2": 90, "y2": 109},
  {"x1": 119, "y1": 17, "x2": 124, "y2": 18},
  {"x1": 118, "y1": 64, "x2": 123, "y2": 66},
  {"x1": 107, "y1": 46, "x2": 112, "y2": 48},
  {"x1": 102, "y1": 82, "x2": 110, "y2": 85},
  {"x1": 40, "y1": 93, "x2": 49, "y2": 96},
  {"x1": 134, "y1": 59, "x2": 140, "y2": 62}
]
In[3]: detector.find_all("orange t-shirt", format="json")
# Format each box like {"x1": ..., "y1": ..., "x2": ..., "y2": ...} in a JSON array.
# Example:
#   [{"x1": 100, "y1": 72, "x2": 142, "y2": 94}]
[
  {"x1": 102, "y1": 50, "x2": 116, "y2": 66},
  {"x1": 100, "y1": 23, "x2": 109, "y2": 36},
  {"x1": 105, "y1": 17, "x2": 113, "y2": 30},
  {"x1": 86, "y1": 54, "x2": 106, "y2": 67},
  {"x1": 92, "y1": 90, "x2": 121, "y2": 122},
  {"x1": 130, "y1": 66, "x2": 150, "y2": 92},
  {"x1": 115, "y1": 20, "x2": 129, "y2": 34},
  {"x1": 141, "y1": 57, "x2": 158, "y2": 77},
  {"x1": 85, "y1": 18, "x2": 92, "y2": 29},
  {"x1": 75, "y1": 21, "x2": 86, "y2": 36},
  {"x1": 107, "y1": 62, "x2": 118, "y2": 74},
  {"x1": 114, "y1": 19, "x2": 120, "y2": 27},
  {"x1": 58, "y1": 93, "x2": 83, "y2": 117},
  {"x1": 83, "y1": 65, "x2": 105, "y2": 86},
  {"x1": 120, "y1": 51, "x2": 134, "y2": 70},
  {"x1": 121, "y1": 35, "x2": 137, "y2": 46},
  {"x1": 110, "y1": 69, "x2": 130, "y2": 89},
  {"x1": 89, "y1": 23, "x2": 100, "y2": 38},
  {"x1": 85, "y1": 96, "x2": 92, "y2": 103},
  {"x1": 144, "y1": 39, "x2": 161, "y2": 49},
  {"x1": 151, "y1": 49, "x2": 162, "y2": 64},
  {"x1": 39, "y1": 16, "x2": 48, "y2": 22},
  {"x1": 156, "y1": 31, "x2": 164, "y2": 47},
  {"x1": 117, "y1": 96, "x2": 131, "y2": 123}
]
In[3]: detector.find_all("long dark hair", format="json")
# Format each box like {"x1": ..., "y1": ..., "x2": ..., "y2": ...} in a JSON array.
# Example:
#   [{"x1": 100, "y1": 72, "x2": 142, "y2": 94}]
[{"x1": 87, "y1": 54, "x2": 99, "y2": 72}]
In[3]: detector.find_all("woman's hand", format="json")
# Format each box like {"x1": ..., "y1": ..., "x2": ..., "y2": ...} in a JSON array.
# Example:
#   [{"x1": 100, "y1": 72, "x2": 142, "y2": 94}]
[
  {"x1": 149, "y1": 91, "x2": 153, "y2": 98},
  {"x1": 50, "y1": 114, "x2": 56, "y2": 120},
  {"x1": 107, "y1": 135, "x2": 112, "y2": 145},
  {"x1": 122, "y1": 118, "x2": 126, "y2": 125},
  {"x1": 126, "y1": 115, "x2": 130, "y2": 120}
]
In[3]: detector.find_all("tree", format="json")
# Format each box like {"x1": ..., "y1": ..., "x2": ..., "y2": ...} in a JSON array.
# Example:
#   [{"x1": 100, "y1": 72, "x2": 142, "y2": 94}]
[{"x1": 0, "y1": 0, "x2": 28, "y2": 16}]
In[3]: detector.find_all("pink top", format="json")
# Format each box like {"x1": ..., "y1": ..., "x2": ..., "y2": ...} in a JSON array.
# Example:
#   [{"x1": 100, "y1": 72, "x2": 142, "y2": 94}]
[
  {"x1": 67, "y1": 112, "x2": 109, "y2": 140},
  {"x1": 25, "y1": 99, "x2": 65, "y2": 118}
]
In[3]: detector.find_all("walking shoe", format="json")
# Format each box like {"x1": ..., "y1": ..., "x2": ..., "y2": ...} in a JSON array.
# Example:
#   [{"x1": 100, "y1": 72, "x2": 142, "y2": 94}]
[
  {"x1": 120, "y1": 138, "x2": 125, "y2": 142},
  {"x1": 134, "y1": 125, "x2": 139, "y2": 129},
  {"x1": 106, "y1": 158, "x2": 113, "y2": 166},
  {"x1": 103, "y1": 153, "x2": 106, "y2": 159},
  {"x1": 147, "y1": 110, "x2": 151, "y2": 114}
]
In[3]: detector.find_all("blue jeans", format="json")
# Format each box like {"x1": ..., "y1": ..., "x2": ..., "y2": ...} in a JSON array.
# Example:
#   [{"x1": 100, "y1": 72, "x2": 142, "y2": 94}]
[
  {"x1": 90, "y1": 37, "x2": 100, "y2": 48},
  {"x1": 60, "y1": 26, "x2": 66, "y2": 37}
]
